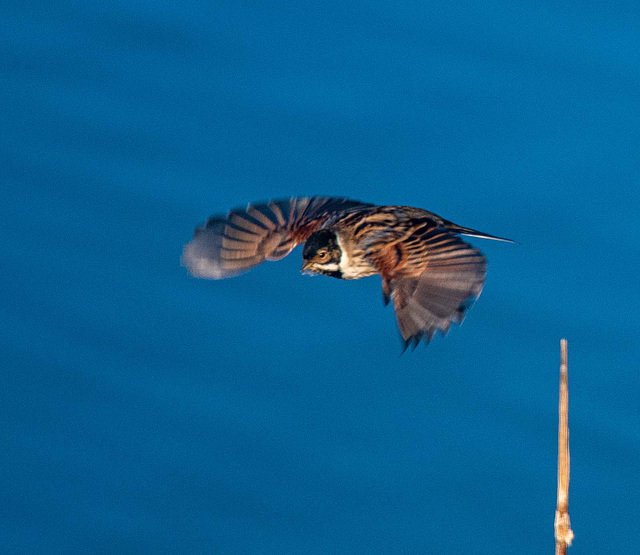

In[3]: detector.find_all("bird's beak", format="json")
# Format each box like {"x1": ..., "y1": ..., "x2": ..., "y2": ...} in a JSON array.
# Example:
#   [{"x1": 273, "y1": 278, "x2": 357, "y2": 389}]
[{"x1": 301, "y1": 261, "x2": 313, "y2": 272}]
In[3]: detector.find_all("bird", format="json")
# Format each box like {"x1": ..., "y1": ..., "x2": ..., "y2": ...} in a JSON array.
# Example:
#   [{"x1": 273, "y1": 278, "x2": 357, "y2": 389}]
[{"x1": 182, "y1": 197, "x2": 513, "y2": 349}]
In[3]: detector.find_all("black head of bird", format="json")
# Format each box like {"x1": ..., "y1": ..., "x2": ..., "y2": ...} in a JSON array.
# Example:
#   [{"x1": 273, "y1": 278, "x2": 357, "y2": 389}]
[{"x1": 301, "y1": 230, "x2": 342, "y2": 278}]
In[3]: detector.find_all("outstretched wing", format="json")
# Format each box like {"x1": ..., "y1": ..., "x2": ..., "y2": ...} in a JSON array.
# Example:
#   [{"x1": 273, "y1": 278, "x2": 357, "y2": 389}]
[
  {"x1": 369, "y1": 220, "x2": 487, "y2": 349},
  {"x1": 182, "y1": 197, "x2": 372, "y2": 279}
]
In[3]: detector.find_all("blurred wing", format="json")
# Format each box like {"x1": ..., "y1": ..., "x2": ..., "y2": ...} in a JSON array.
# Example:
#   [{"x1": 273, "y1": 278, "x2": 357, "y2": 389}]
[
  {"x1": 182, "y1": 197, "x2": 372, "y2": 279},
  {"x1": 370, "y1": 222, "x2": 487, "y2": 349}
]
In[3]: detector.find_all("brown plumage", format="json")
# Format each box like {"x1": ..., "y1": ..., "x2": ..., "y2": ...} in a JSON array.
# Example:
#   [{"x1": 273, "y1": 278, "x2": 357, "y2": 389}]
[{"x1": 182, "y1": 197, "x2": 513, "y2": 349}]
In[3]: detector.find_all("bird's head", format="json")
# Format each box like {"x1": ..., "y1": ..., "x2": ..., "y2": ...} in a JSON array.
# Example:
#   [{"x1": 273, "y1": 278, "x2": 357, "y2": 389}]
[{"x1": 301, "y1": 230, "x2": 343, "y2": 278}]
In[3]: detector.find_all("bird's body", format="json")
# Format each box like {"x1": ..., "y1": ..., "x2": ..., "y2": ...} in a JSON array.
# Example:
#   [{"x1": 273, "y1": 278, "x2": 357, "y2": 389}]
[{"x1": 182, "y1": 197, "x2": 512, "y2": 348}]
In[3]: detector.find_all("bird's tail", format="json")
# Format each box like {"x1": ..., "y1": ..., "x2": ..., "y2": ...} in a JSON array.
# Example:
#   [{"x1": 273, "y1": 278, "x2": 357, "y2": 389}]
[{"x1": 442, "y1": 219, "x2": 514, "y2": 243}]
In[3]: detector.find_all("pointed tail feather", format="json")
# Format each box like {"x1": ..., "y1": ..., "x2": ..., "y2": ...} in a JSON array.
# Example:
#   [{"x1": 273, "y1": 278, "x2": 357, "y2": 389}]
[{"x1": 442, "y1": 219, "x2": 514, "y2": 243}]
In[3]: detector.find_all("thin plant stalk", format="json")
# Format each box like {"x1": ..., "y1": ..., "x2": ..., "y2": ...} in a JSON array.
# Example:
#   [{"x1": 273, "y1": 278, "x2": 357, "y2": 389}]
[{"x1": 555, "y1": 338, "x2": 574, "y2": 554}]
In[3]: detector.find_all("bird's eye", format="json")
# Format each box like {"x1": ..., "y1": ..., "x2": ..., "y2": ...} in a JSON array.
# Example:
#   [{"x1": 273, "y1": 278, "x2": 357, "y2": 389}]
[{"x1": 317, "y1": 250, "x2": 328, "y2": 260}]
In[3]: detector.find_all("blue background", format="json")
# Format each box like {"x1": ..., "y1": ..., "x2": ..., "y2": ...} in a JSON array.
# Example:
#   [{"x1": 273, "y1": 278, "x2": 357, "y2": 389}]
[{"x1": 2, "y1": 1, "x2": 639, "y2": 553}]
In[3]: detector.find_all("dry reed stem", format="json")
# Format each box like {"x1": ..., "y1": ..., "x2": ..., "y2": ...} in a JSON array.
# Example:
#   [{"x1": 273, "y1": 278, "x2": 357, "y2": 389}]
[{"x1": 555, "y1": 338, "x2": 574, "y2": 554}]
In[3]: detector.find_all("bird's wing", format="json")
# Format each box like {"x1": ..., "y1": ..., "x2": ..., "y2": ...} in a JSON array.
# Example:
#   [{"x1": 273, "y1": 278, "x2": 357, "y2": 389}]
[
  {"x1": 368, "y1": 220, "x2": 487, "y2": 349},
  {"x1": 182, "y1": 197, "x2": 373, "y2": 279}
]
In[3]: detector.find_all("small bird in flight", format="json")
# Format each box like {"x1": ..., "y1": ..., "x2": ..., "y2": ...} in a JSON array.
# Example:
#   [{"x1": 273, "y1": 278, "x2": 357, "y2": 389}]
[{"x1": 182, "y1": 197, "x2": 512, "y2": 349}]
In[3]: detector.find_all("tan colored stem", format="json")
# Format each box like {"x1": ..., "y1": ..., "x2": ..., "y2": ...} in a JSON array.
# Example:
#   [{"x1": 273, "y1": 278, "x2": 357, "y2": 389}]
[{"x1": 555, "y1": 339, "x2": 574, "y2": 554}]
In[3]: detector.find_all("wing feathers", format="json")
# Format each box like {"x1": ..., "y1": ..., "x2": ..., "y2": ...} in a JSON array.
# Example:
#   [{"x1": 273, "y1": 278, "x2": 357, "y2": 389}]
[
  {"x1": 221, "y1": 236, "x2": 253, "y2": 250},
  {"x1": 268, "y1": 202, "x2": 286, "y2": 226},
  {"x1": 384, "y1": 226, "x2": 487, "y2": 349},
  {"x1": 246, "y1": 206, "x2": 277, "y2": 230},
  {"x1": 223, "y1": 226, "x2": 257, "y2": 242},
  {"x1": 182, "y1": 197, "x2": 371, "y2": 279},
  {"x1": 228, "y1": 213, "x2": 266, "y2": 235}
]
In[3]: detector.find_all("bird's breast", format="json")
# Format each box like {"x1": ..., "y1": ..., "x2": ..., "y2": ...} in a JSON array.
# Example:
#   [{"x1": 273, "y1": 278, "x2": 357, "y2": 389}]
[{"x1": 335, "y1": 235, "x2": 377, "y2": 280}]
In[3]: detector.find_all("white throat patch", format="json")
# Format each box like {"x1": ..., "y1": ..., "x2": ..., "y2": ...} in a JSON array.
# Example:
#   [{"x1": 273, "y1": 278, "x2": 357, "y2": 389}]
[
  {"x1": 336, "y1": 233, "x2": 355, "y2": 279},
  {"x1": 335, "y1": 231, "x2": 376, "y2": 280}
]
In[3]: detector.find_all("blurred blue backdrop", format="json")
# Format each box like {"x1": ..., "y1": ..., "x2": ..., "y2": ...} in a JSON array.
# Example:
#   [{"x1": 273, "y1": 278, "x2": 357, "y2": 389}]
[{"x1": 2, "y1": 1, "x2": 639, "y2": 553}]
